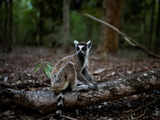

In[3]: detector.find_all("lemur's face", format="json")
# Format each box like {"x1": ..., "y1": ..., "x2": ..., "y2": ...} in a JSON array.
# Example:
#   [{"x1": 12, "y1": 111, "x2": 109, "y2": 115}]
[{"x1": 74, "y1": 40, "x2": 92, "y2": 56}]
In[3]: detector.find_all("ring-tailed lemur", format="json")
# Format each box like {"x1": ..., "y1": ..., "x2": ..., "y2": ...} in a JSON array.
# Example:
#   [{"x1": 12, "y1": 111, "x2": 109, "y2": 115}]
[{"x1": 51, "y1": 40, "x2": 97, "y2": 94}]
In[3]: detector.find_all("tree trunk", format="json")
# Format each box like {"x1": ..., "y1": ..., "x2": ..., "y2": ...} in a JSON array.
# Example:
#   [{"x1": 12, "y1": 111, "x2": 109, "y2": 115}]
[
  {"x1": 3, "y1": 0, "x2": 8, "y2": 52},
  {"x1": 155, "y1": 0, "x2": 160, "y2": 52},
  {"x1": 2, "y1": 0, "x2": 12, "y2": 52},
  {"x1": 149, "y1": 0, "x2": 155, "y2": 49},
  {"x1": 86, "y1": 19, "x2": 92, "y2": 40},
  {"x1": 35, "y1": 2, "x2": 43, "y2": 46},
  {"x1": 36, "y1": 12, "x2": 43, "y2": 46},
  {"x1": 63, "y1": 0, "x2": 70, "y2": 44},
  {"x1": 102, "y1": 0, "x2": 123, "y2": 55},
  {"x1": 0, "y1": 69, "x2": 160, "y2": 113},
  {"x1": 8, "y1": 0, "x2": 13, "y2": 51},
  {"x1": 0, "y1": 0, "x2": 5, "y2": 44}
]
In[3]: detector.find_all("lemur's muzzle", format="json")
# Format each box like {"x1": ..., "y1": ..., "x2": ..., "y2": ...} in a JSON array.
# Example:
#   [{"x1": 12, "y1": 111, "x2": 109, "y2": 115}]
[{"x1": 78, "y1": 50, "x2": 85, "y2": 56}]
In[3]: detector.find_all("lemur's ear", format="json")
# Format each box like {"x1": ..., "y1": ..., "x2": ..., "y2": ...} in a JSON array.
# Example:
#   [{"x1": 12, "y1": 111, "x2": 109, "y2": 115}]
[
  {"x1": 74, "y1": 40, "x2": 79, "y2": 47},
  {"x1": 87, "y1": 40, "x2": 92, "y2": 49}
]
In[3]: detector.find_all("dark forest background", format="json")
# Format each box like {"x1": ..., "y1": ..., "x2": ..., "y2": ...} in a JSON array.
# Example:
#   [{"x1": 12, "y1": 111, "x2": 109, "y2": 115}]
[{"x1": 0, "y1": 0, "x2": 160, "y2": 55}]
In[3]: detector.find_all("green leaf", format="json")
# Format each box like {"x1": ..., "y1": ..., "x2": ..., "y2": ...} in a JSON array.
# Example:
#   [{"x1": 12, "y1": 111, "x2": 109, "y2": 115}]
[
  {"x1": 34, "y1": 63, "x2": 41, "y2": 73},
  {"x1": 44, "y1": 66, "x2": 52, "y2": 79},
  {"x1": 46, "y1": 62, "x2": 53, "y2": 72}
]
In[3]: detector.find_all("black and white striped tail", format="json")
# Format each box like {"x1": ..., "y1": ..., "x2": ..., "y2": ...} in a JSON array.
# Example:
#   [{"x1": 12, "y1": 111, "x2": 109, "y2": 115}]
[{"x1": 56, "y1": 93, "x2": 64, "y2": 116}]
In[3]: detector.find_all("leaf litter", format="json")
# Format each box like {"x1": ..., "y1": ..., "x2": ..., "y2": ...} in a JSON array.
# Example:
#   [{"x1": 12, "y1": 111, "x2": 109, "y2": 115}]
[{"x1": 0, "y1": 47, "x2": 160, "y2": 120}]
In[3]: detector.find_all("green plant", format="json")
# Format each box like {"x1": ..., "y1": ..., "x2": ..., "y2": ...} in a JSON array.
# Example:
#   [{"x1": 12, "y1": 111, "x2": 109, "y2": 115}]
[{"x1": 34, "y1": 62, "x2": 53, "y2": 79}]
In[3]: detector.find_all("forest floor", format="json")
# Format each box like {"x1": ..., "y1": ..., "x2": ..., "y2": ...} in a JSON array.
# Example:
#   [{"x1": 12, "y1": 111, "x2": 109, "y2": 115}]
[{"x1": 0, "y1": 47, "x2": 160, "y2": 120}]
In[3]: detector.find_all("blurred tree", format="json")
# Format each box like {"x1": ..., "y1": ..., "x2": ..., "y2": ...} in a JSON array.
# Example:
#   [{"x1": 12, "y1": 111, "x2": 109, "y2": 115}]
[
  {"x1": 35, "y1": 0, "x2": 43, "y2": 46},
  {"x1": 63, "y1": 0, "x2": 71, "y2": 44},
  {"x1": 30, "y1": 0, "x2": 62, "y2": 46},
  {"x1": 155, "y1": 0, "x2": 160, "y2": 52},
  {"x1": 149, "y1": 0, "x2": 155, "y2": 49},
  {"x1": 102, "y1": 0, "x2": 123, "y2": 55},
  {"x1": 0, "y1": 0, "x2": 4, "y2": 47},
  {"x1": 8, "y1": 0, "x2": 13, "y2": 51},
  {"x1": 1, "y1": 0, "x2": 13, "y2": 52}
]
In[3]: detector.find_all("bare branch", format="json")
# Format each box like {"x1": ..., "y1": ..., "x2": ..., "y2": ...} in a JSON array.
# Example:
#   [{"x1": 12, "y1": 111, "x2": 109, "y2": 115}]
[{"x1": 84, "y1": 13, "x2": 160, "y2": 59}]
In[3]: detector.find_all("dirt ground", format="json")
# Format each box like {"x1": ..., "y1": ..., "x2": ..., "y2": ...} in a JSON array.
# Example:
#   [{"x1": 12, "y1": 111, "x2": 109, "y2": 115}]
[{"x1": 0, "y1": 47, "x2": 160, "y2": 120}]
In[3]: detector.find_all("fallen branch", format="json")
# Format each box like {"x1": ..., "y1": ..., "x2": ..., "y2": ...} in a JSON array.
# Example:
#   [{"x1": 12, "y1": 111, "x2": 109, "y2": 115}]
[
  {"x1": 0, "y1": 69, "x2": 160, "y2": 113},
  {"x1": 84, "y1": 13, "x2": 160, "y2": 59}
]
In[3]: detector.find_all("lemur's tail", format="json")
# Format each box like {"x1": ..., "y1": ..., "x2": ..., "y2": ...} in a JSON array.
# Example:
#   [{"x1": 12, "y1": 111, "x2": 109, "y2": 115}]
[{"x1": 56, "y1": 93, "x2": 64, "y2": 116}]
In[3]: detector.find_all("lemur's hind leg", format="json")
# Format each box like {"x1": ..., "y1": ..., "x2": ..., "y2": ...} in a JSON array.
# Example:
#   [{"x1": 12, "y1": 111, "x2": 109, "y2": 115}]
[
  {"x1": 63, "y1": 61, "x2": 77, "y2": 91},
  {"x1": 51, "y1": 62, "x2": 76, "y2": 93},
  {"x1": 59, "y1": 62, "x2": 91, "y2": 91}
]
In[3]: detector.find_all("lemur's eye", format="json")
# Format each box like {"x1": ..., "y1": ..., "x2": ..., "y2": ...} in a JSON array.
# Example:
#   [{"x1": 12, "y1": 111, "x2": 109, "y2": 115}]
[{"x1": 82, "y1": 47, "x2": 87, "y2": 51}]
